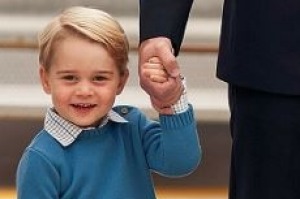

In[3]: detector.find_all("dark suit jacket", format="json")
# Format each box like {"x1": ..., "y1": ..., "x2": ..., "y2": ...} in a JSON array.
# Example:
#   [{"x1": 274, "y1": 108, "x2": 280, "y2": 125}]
[{"x1": 140, "y1": 0, "x2": 300, "y2": 95}]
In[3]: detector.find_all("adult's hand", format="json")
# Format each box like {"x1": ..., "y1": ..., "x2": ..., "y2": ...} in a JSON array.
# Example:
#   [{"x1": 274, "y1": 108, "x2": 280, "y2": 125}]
[{"x1": 138, "y1": 37, "x2": 182, "y2": 106}]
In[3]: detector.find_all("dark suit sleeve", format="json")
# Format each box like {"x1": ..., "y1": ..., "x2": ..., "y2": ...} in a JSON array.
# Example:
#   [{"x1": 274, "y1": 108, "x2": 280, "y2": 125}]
[{"x1": 139, "y1": 0, "x2": 193, "y2": 56}]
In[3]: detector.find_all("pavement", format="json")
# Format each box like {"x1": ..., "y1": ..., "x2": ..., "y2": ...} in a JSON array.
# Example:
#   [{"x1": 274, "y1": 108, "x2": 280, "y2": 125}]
[{"x1": 0, "y1": 187, "x2": 228, "y2": 199}]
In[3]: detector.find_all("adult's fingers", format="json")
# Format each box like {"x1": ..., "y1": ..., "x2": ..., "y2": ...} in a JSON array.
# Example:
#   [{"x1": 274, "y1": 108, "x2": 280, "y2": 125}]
[
  {"x1": 139, "y1": 37, "x2": 180, "y2": 77},
  {"x1": 155, "y1": 42, "x2": 180, "y2": 78}
]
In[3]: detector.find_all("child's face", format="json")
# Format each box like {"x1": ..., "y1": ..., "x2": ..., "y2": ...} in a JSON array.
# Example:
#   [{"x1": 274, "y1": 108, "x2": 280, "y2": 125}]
[{"x1": 39, "y1": 36, "x2": 128, "y2": 128}]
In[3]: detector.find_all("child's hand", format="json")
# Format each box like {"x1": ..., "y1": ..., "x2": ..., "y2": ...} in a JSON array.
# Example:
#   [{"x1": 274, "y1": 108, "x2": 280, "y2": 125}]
[
  {"x1": 139, "y1": 56, "x2": 182, "y2": 108},
  {"x1": 141, "y1": 56, "x2": 183, "y2": 115},
  {"x1": 143, "y1": 57, "x2": 168, "y2": 83}
]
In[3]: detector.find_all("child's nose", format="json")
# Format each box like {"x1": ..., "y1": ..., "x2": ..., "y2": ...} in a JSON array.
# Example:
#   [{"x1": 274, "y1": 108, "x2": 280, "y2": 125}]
[{"x1": 75, "y1": 81, "x2": 94, "y2": 96}]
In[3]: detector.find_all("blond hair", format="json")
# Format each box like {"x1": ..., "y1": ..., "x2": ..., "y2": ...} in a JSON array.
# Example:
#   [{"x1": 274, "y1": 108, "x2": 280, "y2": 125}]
[{"x1": 38, "y1": 6, "x2": 129, "y2": 74}]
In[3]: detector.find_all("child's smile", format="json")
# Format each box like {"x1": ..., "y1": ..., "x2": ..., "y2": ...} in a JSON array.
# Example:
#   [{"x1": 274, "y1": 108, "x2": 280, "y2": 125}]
[{"x1": 71, "y1": 103, "x2": 97, "y2": 110}]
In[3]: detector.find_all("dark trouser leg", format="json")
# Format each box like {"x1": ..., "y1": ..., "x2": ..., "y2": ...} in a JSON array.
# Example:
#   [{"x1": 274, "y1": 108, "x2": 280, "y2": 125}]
[{"x1": 228, "y1": 85, "x2": 300, "y2": 199}]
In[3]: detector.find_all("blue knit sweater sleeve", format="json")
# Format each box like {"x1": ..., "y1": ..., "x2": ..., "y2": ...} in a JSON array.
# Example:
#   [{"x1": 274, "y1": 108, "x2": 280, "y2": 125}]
[
  {"x1": 120, "y1": 104, "x2": 201, "y2": 177},
  {"x1": 16, "y1": 147, "x2": 60, "y2": 199}
]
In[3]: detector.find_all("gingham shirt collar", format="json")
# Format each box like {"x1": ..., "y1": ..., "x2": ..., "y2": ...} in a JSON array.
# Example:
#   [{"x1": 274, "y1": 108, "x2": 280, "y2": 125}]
[{"x1": 44, "y1": 108, "x2": 128, "y2": 147}]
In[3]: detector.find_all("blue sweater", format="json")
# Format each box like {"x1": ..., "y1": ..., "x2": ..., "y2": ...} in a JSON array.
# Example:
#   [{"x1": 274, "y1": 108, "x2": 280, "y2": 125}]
[{"x1": 17, "y1": 105, "x2": 201, "y2": 199}]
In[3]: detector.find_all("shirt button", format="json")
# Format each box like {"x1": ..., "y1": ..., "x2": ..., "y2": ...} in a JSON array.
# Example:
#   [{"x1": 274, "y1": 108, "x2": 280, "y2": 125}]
[{"x1": 120, "y1": 107, "x2": 128, "y2": 115}]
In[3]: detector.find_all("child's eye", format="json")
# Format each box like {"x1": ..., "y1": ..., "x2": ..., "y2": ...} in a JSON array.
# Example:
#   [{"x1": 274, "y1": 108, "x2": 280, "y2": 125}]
[
  {"x1": 62, "y1": 75, "x2": 78, "y2": 81},
  {"x1": 93, "y1": 76, "x2": 107, "y2": 82}
]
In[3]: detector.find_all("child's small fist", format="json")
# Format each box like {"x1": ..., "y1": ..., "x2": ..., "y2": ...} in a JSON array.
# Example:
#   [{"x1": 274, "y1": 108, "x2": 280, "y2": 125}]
[{"x1": 144, "y1": 57, "x2": 168, "y2": 83}]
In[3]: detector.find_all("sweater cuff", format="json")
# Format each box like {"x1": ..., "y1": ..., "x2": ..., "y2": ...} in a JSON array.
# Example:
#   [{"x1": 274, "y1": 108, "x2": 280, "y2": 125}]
[{"x1": 160, "y1": 104, "x2": 194, "y2": 130}]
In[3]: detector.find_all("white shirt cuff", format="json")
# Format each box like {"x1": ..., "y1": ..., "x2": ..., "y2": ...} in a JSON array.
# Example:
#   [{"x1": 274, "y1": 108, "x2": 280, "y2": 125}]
[{"x1": 171, "y1": 76, "x2": 189, "y2": 114}]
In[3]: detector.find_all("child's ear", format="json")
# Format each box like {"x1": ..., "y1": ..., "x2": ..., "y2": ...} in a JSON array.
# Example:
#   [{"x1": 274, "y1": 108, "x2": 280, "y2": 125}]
[
  {"x1": 116, "y1": 69, "x2": 129, "y2": 95},
  {"x1": 39, "y1": 66, "x2": 51, "y2": 94}
]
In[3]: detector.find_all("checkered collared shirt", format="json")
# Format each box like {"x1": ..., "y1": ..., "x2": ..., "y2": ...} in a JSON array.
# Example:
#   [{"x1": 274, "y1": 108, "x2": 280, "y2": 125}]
[{"x1": 44, "y1": 108, "x2": 128, "y2": 147}]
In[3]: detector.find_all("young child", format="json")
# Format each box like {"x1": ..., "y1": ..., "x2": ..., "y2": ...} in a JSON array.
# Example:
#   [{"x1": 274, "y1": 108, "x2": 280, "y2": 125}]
[{"x1": 16, "y1": 6, "x2": 201, "y2": 199}]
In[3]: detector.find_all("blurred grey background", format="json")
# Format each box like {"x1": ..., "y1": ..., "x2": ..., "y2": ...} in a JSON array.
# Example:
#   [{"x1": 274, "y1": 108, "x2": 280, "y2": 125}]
[{"x1": 0, "y1": 0, "x2": 222, "y2": 17}]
